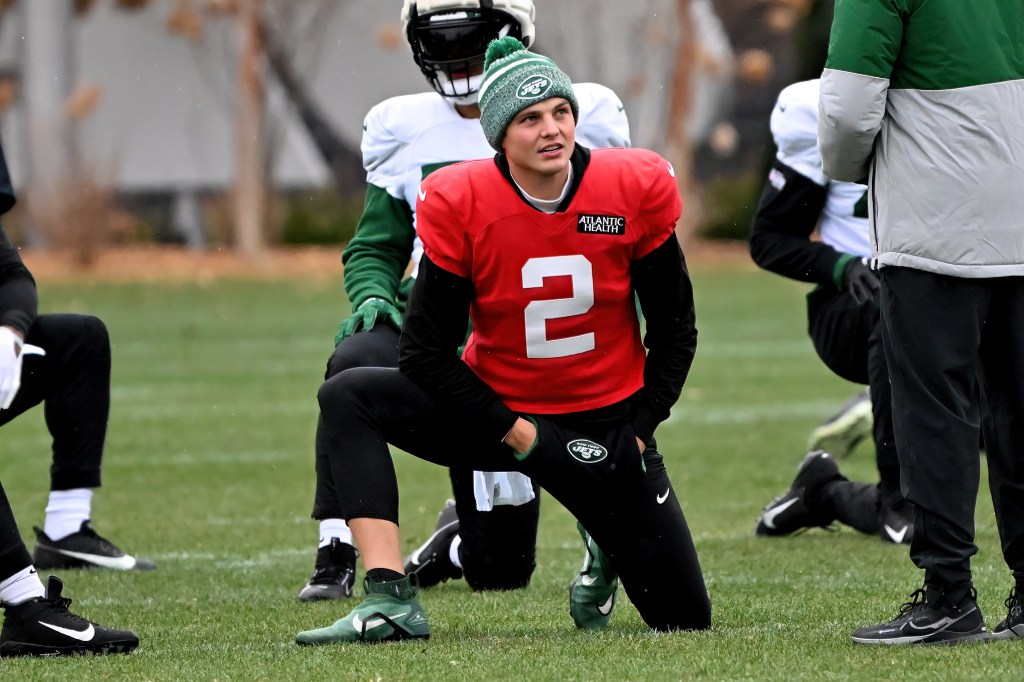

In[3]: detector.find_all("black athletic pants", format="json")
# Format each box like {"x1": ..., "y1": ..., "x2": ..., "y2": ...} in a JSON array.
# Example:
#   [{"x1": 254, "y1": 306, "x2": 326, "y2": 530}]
[
  {"x1": 311, "y1": 325, "x2": 541, "y2": 591},
  {"x1": 880, "y1": 267, "x2": 1024, "y2": 589},
  {"x1": 806, "y1": 284, "x2": 899, "y2": 532},
  {"x1": 317, "y1": 366, "x2": 711, "y2": 631},
  {"x1": 0, "y1": 313, "x2": 111, "y2": 581}
]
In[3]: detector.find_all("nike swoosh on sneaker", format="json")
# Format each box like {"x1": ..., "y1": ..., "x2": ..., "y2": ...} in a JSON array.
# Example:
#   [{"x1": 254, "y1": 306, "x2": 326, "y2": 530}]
[
  {"x1": 596, "y1": 595, "x2": 614, "y2": 616},
  {"x1": 580, "y1": 574, "x2": 598, "y2": 587},
  {"x1": 39, "y1": 621, "x2": 96, "y2": 642},
  {"x1": 884, "y1": 524, "x2": 909, "y2": 544},
  {"x1": 50, "y1": 548, "x2": 138, "y2": 570},
  {"x1": 760, "y1": 497, "x2": 799, "y2": 530},
  {"x1": 656, "y1": 488, "x2": 670, "y2": 504},
  {"x1": 352, "y1": 611, "x2": 409, "y2": 632},
  {"x1": 908, "y1": 614, "x2": 961, "y2": 631}
]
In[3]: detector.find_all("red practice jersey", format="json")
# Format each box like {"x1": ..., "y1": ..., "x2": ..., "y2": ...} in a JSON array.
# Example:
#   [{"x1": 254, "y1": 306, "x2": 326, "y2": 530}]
[{"x1": 416, "y1": 148, "x2": 681, "y2": 414}]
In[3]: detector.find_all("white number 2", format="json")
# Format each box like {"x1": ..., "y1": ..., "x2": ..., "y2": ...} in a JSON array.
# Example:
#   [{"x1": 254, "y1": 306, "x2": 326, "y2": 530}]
[{"x1": 522, "y1": 255, "x2": 595, "y2": 359}]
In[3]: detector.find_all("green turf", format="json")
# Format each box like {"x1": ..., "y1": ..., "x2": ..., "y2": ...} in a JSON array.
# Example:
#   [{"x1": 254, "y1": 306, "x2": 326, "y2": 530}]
[{"x1": 2, "y1": 267, "x2": 1021, "y2": 680}]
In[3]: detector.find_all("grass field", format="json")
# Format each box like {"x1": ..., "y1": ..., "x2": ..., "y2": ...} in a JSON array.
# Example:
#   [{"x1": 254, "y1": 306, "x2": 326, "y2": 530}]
[{"x1": 2, "y1": 259, "x2": 1022, "y2": 680}]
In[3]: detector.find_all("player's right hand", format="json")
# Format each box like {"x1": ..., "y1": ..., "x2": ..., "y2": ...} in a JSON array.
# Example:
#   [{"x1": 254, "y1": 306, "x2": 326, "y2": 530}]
[{"x1": 334, "y1": 297, "x2": 402, "y2": 346}]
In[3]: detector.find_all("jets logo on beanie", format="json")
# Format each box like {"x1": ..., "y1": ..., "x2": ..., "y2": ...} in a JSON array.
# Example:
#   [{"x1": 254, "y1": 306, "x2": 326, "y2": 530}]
[{"x1": 478, "y1": 36, "x2": 579, "y2": 151}]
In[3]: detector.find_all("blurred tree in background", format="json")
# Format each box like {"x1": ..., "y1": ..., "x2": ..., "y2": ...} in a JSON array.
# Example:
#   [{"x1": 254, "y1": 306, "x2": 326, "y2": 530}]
[{"x1": 0, "y1": 0, "x2": 836, "y2": 257}]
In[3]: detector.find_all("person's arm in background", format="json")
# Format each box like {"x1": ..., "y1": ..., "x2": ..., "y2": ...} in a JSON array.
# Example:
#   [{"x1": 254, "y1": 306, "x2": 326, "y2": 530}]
[
  {"x1": 754, "y1": 80, "x2": 878, "y2": 303},
  {"x1": 335, "y1": 103, "x2": 417, "y2": 345},
  {"x1": 818, "y1": 0, "x2": 904, "y2": 182}
]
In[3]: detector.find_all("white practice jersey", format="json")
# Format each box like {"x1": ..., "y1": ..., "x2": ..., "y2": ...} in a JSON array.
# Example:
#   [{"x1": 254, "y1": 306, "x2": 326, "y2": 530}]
[
  {"x1": 770, "y1": 79, "x2": 871, "y2": 258},
  {"x1": 361, "y1": 83, "x2": 631, "y2": 274}
]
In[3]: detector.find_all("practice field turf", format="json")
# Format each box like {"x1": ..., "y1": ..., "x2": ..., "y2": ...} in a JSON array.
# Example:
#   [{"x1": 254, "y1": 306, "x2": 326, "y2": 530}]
[{"x1": 2, "y1": 261, "x2": 1022, "y2": 680}]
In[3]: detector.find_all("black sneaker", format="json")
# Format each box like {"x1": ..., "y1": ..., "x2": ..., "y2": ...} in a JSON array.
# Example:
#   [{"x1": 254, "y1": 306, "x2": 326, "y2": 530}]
[
  {"x1": 851, "y1": 585, "x2": 989, "y2": 645},
  {"x1": 878, "y1": 491, "x2": 915, "y2": 545},
  {"x1": 991, "y1": 587, "x2": 1024, "y2": 640},
  {"x1": 755, "y1": 451, "x2": 843, "y2": 536},
  {"x1": 298, "y1": 538, "x2": 358, "y2": 602},
  {"x1": 403, "y1": 500, "x2": 462, "y2": 588},
  {"x1": 0, "y1": 575, "x2": 139, "y2": 657},
  {"x1": 33, "y1": 521, "x2": 157, "y2": 571}
]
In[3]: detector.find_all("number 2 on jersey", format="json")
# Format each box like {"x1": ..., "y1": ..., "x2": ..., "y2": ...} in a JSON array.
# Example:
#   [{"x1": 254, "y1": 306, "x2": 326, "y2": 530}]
[{"x1": 522, "y1": 255, "x2": 595, "y2": 359}]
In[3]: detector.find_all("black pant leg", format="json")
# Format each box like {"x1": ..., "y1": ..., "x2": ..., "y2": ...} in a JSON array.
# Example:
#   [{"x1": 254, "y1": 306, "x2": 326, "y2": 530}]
[
  {"x1": 880, "y1": 267, "x2": 987, "y2": 587},
  {"x1": 516, "y1": 421, "x2": 710, "y2": 631},
  {"x1": 979, "y1": 278, "x2": 1024, "y2": 585},
  {"x1": 808, "y1": 285, "x2": 900, "y2": 495},
  {"x1": 317, "y1": 366, "x2": 520, "y2": 524},
  {"x1": 0, "y1": 482, "x2": 33, "y2": 582},
  {"x1": 311, "y1": 325, "x2": 400, "y2": 520},
  {"x1": 0, "y1": 314, "x2": 110, "y2": 490},
  {"x1": 449, "y1": 467, "x2": 540, "y2": 591}
]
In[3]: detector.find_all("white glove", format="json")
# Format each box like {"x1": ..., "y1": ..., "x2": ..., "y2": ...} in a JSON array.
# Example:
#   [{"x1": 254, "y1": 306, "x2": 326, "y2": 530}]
[{"x1": 0, "y1": 326, "x2": 45, "y2": 410}]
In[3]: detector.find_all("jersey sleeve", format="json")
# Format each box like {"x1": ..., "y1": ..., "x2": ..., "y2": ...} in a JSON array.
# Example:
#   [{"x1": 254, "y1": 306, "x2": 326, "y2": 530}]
[
  {"x1": 573, "y1": 83, "x2": 631, "y2": 149},
  {"x1": 361, "y1": 100, "x2": 408, "y2": 198},
  {"x1": 635, "y1": 154, "x2": 682, "y2": 259},
  {"x1": 770, "y1": 81, "x2": 828, "y2": 187},
  {"x1": 415, "y1": 171, "x2": 471, "y2": 278}
]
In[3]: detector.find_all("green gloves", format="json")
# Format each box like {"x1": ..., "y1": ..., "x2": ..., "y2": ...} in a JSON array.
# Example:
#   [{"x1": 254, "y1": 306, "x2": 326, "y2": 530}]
[{"x1": 334, "y1": 297, "x2": 402, "y2": 346}]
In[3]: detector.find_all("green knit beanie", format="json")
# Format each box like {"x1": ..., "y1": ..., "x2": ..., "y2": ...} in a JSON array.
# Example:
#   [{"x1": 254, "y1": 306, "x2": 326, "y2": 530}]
[{"x1": 478, "y1": 36, "x2": 579, "y2": 152}]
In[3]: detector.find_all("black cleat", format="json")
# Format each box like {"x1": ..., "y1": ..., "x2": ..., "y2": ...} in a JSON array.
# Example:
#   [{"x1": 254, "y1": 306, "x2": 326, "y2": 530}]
[
  {"x1": 33, "y1": 521, "x2": 157, "y2": 571},
  {"x1": 403, "y1": 500, "x2": 462, "y2": 588},
  {"x1": 851, "y1": 585, "x2": 989, "y2": 645},
  {"x1": 756, "y1": 450, "x2": 844, "y2": 537},
  {"x1": 298, "y1": 538, "x2": 358, "y2": 602},
  {"x1": 807, "y1": 388, "x2": 873, "y2": 459},
  {"x1": 0, "y1": 576, "x2": 139, "y2": 657},
  {"x1": 991, "y1": 587, "x2": 1024, "y2": 641}
]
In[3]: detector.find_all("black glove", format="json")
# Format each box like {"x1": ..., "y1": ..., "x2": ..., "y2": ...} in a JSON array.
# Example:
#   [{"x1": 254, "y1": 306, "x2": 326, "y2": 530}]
[{"x1": 842, "y1": 257, "x2": 880, "y2": 306}]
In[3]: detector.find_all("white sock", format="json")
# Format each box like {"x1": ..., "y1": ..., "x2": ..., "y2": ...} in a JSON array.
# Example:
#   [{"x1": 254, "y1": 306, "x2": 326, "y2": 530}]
[
  {"x1": 0, "y1": 566, "x2": 45, "y2": 606},
  {"x1": 449, "y1": 534, "x2": 462, "y2": 569},
  {"x1": 318, "y1": 519, "x2": 352, "y2": 548},
  {"x1": 44, "y1": 488, "x2": 93, "y2": 541}
]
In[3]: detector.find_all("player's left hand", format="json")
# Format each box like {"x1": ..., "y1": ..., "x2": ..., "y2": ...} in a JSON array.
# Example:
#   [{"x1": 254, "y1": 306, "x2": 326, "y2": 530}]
[
  {"x1": 334, "y1": 297, "x2": 402, "y2": 346},
  {"x1": 842, "y1": 257, "x2": 880, "y2": 306},
  {"x1": 636, "y1": 436, "x2": 646, "y2": 454}
]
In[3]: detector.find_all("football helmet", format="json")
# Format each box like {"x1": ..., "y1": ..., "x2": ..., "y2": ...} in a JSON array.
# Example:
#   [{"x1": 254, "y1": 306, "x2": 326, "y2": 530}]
[{"x1": 401, "y1": 0, "x2": 536, "y2": 104}]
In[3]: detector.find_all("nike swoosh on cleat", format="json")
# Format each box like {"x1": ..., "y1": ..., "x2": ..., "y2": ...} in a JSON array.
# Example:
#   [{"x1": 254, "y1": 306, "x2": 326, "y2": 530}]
[
  {"x1": 760, "y1": 497, "x2": 799, "y2": 530},
  {"x1": 50, "y1": 549, "x2": 138, "y2": 570},
  {"x1": 597, "y1": 595, "x2": 614, "y2": 616},
  {"x1": 579, "y1": 574, "x2": 598, "y2": 587},
  {"x1": 39, "y1": 621, "x2": 95, "y2": 642},
  {"x1": 352, "y1": 611, "x2": 409, "y2": 632},
  {"x1": 884, "y1": 524, "x2": 909, "y2": 544},
  {"x1": 656, "y1": 488, "x2": 670, "y2": 505}
]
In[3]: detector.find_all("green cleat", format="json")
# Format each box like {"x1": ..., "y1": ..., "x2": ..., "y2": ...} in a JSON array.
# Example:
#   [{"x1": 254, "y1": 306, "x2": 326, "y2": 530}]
[
  {"x1": 568, "y1": 521, "x2": 619, "y2": 629},
  {"x1": 295, "y1": 573, "x2": 430, "y2": 645}
]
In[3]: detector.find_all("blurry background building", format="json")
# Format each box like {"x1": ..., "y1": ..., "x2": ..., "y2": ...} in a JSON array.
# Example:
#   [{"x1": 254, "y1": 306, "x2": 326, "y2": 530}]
[{"x1": 0, "y1": 0, "x2": 833, "y2": 257}]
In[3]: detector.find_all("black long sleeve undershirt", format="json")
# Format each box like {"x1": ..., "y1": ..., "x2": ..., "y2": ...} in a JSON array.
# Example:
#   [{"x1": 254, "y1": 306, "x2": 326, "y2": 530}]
[
  {"x1": 399, "y1": 233, "x2": 696, "y2": 444},
  {"x1": 630, "y1": 234, "x2": 697, "y2": 442},
  {"x1": 399, "y1": 254, "x2": 517, "y2": 443},
  {"x1": 748, "y1": 159, "x2": 843, "y2": 286},
  {"x1": 0, "y1": 227, "x2": 38, "y2": 335}
]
